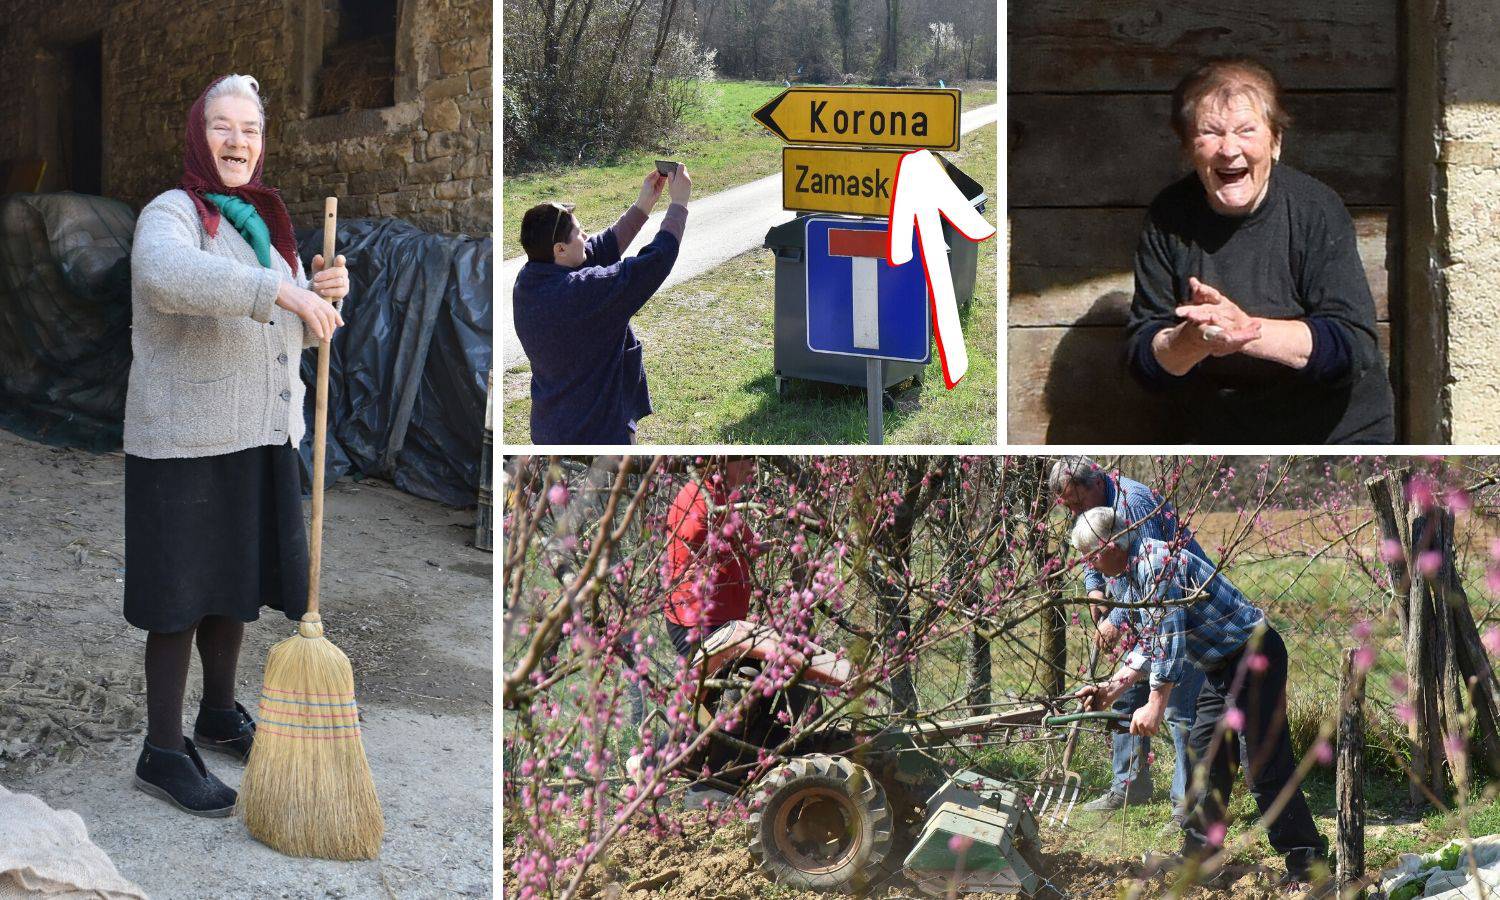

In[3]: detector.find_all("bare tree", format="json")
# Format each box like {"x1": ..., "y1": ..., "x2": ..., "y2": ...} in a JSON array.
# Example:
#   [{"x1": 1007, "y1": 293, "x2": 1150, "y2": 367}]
[
  {"x1": 829, "y1": 0, "x2": 855, "y2": 74},
  {"x1": 876, "y1": 0, "x2": 899, "y2": 74}
]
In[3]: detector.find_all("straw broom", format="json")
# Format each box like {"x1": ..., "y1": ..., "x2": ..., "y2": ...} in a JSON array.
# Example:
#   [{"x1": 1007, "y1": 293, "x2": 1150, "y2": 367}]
[{"x1": 238, "y1": 196, "x2": 384, "y2": 859}]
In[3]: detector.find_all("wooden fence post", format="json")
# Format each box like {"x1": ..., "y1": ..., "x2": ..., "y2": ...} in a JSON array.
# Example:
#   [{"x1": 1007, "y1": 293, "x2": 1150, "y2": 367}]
[
  {"x1": 1337, "y1": 648, "x2": 1366, "y2": 899},
  {"x1": 1366, "y1": 470, "x2": 1439, "y2": 804},
  {"x1": 1365, "y1": 469, "x2": 1500, "y2": 803}
]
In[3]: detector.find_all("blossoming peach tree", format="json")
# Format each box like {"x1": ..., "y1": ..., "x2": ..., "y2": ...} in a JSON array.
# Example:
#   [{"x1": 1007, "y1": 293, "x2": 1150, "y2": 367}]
[{"x1": 500, "y1": 455, "x2": 1500, "y2": 898}]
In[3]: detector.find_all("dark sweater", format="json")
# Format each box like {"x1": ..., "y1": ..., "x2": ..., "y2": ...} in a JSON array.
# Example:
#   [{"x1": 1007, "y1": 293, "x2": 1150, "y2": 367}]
[
  {"x1": 1126, "y1": 164, "x2": 1395, "y2": 444},
  {"x1": 513, "y1": 203, "x2": 687, "y2": 444}
]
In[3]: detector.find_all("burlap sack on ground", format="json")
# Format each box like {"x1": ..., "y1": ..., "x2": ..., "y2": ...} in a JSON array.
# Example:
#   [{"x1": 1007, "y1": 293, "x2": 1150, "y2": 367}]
[{"x1": 0, "y1": 782, "x2": 146, "y2": 899}]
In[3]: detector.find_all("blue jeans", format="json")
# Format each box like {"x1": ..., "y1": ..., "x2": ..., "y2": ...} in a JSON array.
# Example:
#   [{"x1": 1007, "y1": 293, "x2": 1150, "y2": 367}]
[{"x1": 1109, "y1": 665, "x2": 1205, "y2": 807}]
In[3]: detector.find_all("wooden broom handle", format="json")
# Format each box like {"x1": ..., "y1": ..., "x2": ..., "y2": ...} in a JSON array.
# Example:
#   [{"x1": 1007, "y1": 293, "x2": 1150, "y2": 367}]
[{"x1": 307, "y1": 197, "x2": 337, "y2": 617}]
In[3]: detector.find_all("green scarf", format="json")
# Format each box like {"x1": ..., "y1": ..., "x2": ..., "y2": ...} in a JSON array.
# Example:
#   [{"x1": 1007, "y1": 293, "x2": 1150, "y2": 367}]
[{"x1": 205, "y1": 193, "x2": 274, "y2": 270}]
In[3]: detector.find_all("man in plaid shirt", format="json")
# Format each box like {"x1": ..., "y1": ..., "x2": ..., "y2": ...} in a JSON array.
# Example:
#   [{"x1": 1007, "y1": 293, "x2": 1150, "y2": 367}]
[
  {"x1": 1071, "y1": 506, "x2": 1328, "y2": 891},
  {"x1": 1050, "y1": 456, "x2": 1208, "y2": 822}
]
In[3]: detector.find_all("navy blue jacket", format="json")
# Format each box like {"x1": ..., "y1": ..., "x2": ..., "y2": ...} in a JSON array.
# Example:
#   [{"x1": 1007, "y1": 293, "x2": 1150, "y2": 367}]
[{"x1": 513, "y1": 206, "x2": 684, "y2": 443}]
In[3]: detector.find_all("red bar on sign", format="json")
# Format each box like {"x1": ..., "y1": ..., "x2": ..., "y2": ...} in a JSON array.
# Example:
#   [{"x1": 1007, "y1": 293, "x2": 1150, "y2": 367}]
[{"x1": 827, "y1": 228, "x2": 886, "y2": 259}]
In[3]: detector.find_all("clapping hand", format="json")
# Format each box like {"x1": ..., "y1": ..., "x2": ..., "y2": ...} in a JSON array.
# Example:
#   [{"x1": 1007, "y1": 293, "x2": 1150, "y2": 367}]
[{"x1": 1176, "y1": 277, "x2": 1261, "y2": 355}]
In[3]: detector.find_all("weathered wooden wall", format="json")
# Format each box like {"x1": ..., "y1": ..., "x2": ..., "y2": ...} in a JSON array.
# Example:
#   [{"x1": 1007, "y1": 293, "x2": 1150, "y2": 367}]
[{"x1": 1007, "y1": 1, "x2": 1400, "y2": 443}]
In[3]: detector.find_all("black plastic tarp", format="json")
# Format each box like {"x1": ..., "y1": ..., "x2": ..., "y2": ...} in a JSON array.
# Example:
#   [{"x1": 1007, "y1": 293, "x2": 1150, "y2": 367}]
[
  {"x1": 0, "y1": 193, "x2": 133, "y2": 448},
  {"x1": 295, "y1": 219, "x2": 492, "y2": 508},
  {"x1": 0, "y1": 192, "x2": 491, "y2": 508}
]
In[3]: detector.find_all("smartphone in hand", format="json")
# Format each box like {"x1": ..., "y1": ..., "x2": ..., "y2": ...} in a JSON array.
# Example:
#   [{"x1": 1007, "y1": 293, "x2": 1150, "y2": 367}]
[{"x1": 654, "y1": 160, "x2": 678, "y2": 178}]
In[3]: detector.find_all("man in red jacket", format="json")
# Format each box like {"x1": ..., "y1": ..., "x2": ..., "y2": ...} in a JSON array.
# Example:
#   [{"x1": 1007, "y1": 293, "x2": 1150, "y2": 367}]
[{"x1": 662, "y1": 458, "x2": 849, "y2": 686}]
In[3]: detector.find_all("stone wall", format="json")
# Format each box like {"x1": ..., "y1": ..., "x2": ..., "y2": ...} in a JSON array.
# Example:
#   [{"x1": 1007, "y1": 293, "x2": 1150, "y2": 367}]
[
  {"x1": 0, "y1": 0, "x2": 490, "y2": 236},
  {"x1": 1403, "y1": 0, "x2": 1500, "y2": 442},
  {"x1": 1436, "y1": 2, "x2": 1500, "y2": 442}
]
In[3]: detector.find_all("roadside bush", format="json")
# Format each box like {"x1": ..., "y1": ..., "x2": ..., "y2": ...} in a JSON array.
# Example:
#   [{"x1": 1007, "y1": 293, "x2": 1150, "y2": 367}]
[{"x1": 502, "y1": 0, "x2": 716, "y2": 172}]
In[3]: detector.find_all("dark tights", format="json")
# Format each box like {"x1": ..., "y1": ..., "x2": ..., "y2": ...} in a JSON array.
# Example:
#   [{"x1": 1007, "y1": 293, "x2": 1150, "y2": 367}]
[{"x1": 144, "y1": 615, "x2": 245, "y2": 750}]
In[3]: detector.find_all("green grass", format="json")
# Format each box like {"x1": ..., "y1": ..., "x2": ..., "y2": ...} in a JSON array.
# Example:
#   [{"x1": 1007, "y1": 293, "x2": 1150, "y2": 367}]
[
  {"x1": 503, "y1": 81, "x2": 786, "y2": 258},
  {"x1": 502, "y1": 79, "x2": 998, "y2": 258},
  {"x1": 503, "y1": 121, "x2": 997, "y2": 444}
]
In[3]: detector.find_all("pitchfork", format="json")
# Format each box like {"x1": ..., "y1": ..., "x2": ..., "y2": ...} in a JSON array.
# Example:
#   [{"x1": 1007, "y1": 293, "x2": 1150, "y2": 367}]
[{"x1": 1032, "y1": 608, "x2": 1124, "y2": 826}]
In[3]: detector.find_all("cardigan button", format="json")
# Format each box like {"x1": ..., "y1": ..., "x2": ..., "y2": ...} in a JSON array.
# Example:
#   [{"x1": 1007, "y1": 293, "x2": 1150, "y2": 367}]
[
  {"x1": 280, "y1": 389, "x2": 291, "y2": 401},
  {"x1": 277, "y1": 353, "x2": 288, "y2": 364}
]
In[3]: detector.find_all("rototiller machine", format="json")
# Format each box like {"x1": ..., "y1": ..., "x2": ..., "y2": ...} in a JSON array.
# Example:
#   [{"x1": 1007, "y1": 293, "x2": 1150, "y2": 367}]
[{"x1": 669, "y1": 666, "x2": 1133, "y2": 896}]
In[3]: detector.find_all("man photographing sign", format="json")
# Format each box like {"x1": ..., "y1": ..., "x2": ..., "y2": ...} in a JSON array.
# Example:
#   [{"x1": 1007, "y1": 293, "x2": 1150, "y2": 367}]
[{"x1": 513, "y1": 164, "x2": 692, "y2": 443}]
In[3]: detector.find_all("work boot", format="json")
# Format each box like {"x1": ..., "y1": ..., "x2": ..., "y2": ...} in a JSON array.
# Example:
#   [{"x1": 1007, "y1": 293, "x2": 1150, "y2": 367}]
[
  {"x1": 1278, "y1": 852, "x2": 1333, "y2": 897},
  {"x1": 1276, "y1": 871, "x2": 1334, "y2": 898},
  {"x1": 1080, "y1": 791, "x2": 1126, "y2": 812},
  {"x1": 192, "y1": 701, "x2": 256, "y2": 762},
  {"x1": 1157, "y1": 812, "x2": 1188, "y2": 837},
  {"x1": 133, "y1": 738, "x2": 237, "y2": 817}
]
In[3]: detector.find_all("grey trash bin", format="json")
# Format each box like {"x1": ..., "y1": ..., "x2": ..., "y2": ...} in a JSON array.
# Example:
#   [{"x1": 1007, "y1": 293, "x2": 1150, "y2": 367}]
[{"x1": 764, "y1": 156, "x2": 987, "y2": 399}]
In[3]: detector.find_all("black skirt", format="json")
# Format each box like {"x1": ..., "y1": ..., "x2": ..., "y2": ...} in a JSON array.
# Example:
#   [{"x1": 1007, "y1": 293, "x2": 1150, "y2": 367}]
[{"x1": 124, "y1": 443, "x2": 308, "y2": 633}]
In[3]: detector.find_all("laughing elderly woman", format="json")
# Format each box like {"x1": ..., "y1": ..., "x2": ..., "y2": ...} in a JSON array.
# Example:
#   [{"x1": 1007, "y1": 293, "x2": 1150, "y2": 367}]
[
  {"x1": 1127, "y1": 58, "x2": 1395, "y2": 443},
  {"x1": 124, "y1": 74, "x2": 347, "y2": 816}
]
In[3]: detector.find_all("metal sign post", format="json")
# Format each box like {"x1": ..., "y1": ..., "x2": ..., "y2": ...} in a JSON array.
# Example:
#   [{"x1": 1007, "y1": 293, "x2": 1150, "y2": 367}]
[
  {"x1": 758, "y1": 85, "x2": 964, "y2": 442},
  {"x1": 806, "y1": 217, "x2": 929, "y2": 444},
  {"x1": 866, "y1": 358, "x2": 884, "y2": 444}
]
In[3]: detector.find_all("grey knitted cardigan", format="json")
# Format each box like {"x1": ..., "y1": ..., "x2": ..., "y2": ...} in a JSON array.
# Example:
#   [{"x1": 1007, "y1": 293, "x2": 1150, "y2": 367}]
[{"x1": 124, "y1": 188, "x2": 322, "y2": 459}]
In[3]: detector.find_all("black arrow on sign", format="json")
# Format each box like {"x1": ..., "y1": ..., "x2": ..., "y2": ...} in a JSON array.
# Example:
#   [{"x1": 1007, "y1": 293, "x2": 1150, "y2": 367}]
[{"x1": 752, "y1": 91, "x2": 791, "y2": 142}]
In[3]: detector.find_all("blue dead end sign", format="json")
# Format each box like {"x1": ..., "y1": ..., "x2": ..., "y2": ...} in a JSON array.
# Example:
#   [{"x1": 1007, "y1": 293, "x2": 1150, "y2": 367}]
[{"x1": 804, "y1": 216, "x2": 930, "y2": 364}]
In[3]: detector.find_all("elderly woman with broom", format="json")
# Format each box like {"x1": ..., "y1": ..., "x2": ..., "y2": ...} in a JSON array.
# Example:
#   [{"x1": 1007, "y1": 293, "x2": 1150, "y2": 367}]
[{"x1": 123, "y1": 74, "x2": 350, "y2": 820}]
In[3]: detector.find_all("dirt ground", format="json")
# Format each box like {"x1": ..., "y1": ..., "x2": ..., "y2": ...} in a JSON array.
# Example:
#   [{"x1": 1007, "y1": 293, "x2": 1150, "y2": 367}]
[
  {"x1": 0, "y1": 428, "x2": 492, "y2": 899},
  {"x1": 500, "y1": 813, "x2": 1294, "y2": 900}
]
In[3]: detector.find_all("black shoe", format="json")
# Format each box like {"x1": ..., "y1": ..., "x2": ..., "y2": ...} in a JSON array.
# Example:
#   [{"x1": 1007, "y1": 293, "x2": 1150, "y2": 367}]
[
  {"x1": 193, "y1": 701, "x2": 256, "y2": 762},
  {"x1": 133, "y1": 738, "x2": 237, "y2": 817},
  {"x1": 1277, "y1": 870, "x2": 1333, "y2": 897}
]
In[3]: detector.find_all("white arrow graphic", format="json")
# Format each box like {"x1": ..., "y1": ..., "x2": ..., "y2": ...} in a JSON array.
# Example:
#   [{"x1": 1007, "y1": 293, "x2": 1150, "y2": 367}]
[{"x1": 886, "y1": 149, "x2": 996, "y2": 388}]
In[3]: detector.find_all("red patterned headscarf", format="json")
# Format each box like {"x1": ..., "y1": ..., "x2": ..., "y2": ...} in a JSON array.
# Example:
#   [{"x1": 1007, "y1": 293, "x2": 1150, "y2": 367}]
[{"x1": 177, "y1": 75, "x2": 299, "y2": 274}]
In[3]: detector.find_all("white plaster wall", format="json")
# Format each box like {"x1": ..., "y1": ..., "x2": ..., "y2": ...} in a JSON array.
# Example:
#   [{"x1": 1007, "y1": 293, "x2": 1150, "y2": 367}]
[{"x1": 1441, "y1": 1, "x2": 1500, "y2": 442}]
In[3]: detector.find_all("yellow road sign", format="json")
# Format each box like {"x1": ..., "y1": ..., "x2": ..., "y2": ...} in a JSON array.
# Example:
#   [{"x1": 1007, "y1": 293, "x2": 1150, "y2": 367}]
[
  {"x1": 754, "y1": 87, "x2": 961, "y2": 151},
  {"x1": 782, "y1": 146, "x2": 907, "y2": 217}
]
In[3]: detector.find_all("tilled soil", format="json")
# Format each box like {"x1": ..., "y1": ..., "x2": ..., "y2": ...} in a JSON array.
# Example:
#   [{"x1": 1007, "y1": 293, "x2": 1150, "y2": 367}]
[
  {"x1": 0, "y1": 654, "x2": 143, "y2": 775},
  {"x1": 502, "y1": 814, "x2": 1289, "y2": 899}
]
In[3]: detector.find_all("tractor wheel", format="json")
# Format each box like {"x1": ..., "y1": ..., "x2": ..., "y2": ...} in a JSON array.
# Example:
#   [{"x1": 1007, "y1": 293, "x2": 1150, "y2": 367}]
[{"x1": 747, "y1": 754, "x2": 893, "y2": 893}]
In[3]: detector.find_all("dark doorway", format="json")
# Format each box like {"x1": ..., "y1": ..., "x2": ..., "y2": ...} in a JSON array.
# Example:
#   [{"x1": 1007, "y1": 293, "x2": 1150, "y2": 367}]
[
  {"x1": 315, "y1": 0, "x2": 399, "y2": 117},
  {"x1": 59, "y1": 34, "x2": 104, "y2": 195}
]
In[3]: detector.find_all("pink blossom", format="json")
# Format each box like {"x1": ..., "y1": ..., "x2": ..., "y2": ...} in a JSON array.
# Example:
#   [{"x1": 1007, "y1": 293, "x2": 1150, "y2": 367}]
[
  {"x1": 1395, "y1": 703, "x2": 1415, "y2": 726},
  {"x1": 1246, "y1": 653, "x2": 1269, "y2": 673},
  {"x1": 1313, "y1": 740, "x2": 1333, "y2": 766},
  {"x1": 547, "y1": 483, "x2": 569, "y2": 506},
  {"x1": 1417, "y1": 551, "x2": 1444, "y2": 578},
  {"x1": 1445, "y1": 488, "x2": 1473, "y2": 512},
  {"x1": 1223, "y1": 707, "x2": 1246, "y2": 732},
  {"x1": 1487, "y1": 567, "x2": 1500, "y2": 597},
  {"x1": 1350, "y1": 620, "x2": 1374, "y2": 643},
  {"x1": 1407, "y1": 476, "x2": 1436, "y2": 510},
  {"x1": 948, "y1": 834, "x2": 974, "y2": 854},
  {"x1": 1379, "y1": 539, "x2": 1404, "y2": 564},
  {"x1": 1206, "y1": 822, "x2": 1227, "y2": 846},
  {"x1": 1491, "y1": 538, "x2": 1500, "y2": 561},
  {"x1": 1354, "y1": 646, "x2": 1377, "y2": 673},
  {"x1": 1389, "y1": 674, "x2": 1409, "y2": 695},
  {"x1": 1483, "y1": 627, "x2": 1500, "y2": 657},
  {"x1": 1444, "y1": 732, "x2": 1467, "y2": 758}
]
